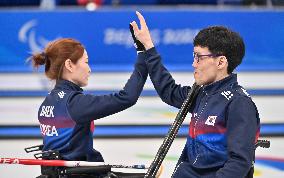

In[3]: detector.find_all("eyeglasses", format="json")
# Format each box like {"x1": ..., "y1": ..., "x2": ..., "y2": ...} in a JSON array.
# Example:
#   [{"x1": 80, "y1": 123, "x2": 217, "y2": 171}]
[{"x1": 193, "y1": 52, "x2": 220, "y2": 63}]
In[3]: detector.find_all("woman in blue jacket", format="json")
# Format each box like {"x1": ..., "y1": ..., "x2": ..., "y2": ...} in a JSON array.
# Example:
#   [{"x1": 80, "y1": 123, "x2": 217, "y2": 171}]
[{"x1": 30, "y1": 38, "x2": 148, "y2": 162}]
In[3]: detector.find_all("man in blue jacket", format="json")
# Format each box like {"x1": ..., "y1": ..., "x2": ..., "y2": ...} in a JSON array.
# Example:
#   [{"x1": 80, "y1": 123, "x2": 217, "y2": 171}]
[{"x1": 130, "y1": 11, "x2": 260, "y2": 178}]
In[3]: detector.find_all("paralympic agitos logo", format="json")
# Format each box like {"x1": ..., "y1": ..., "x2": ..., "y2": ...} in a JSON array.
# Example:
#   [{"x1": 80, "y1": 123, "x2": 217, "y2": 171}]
[{"x1": 18, "y1": 19, "x2": 54, "y2": 53}]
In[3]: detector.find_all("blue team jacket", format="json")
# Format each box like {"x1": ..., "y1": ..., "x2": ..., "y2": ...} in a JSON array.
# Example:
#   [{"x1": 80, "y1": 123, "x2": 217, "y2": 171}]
[
  {"x1": 143, "y1": 48, "x2": 260, "y2": 178},
  {"x1": 38, "y1": 54, "x2": 147, "y2": 162}
]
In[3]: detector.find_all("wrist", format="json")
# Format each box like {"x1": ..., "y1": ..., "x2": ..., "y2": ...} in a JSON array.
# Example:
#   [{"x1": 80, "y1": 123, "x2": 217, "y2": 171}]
[{"x1": 144, "y1": 42, "x2": 154, "y2": 50}]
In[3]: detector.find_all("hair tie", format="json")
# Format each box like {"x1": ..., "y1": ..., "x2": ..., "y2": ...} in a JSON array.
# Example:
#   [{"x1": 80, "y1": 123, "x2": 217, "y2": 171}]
[{"x1": 41, "y1": 52, "x2": 48, "y2": 63}]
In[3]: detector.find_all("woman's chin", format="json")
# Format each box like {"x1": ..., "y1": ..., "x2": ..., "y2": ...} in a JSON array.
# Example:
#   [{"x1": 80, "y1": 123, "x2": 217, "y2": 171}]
[
  {"x1": 79, "y1": 81, "x2": 88, "y2": 87},
  {"x1": 81, "y1": 83, "x2": 88, "y2": 87}
]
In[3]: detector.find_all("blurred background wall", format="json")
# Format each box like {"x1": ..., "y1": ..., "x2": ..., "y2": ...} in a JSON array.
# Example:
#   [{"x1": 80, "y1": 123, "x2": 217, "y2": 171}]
[{"x1": 0, "y1": 0, "x2": 284, "y2": 177}]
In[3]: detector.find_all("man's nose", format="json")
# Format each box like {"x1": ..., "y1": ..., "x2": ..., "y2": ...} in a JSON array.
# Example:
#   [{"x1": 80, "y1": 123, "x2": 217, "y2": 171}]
[{"x1": 192, "y1": 59, "x2": 198, "y2": 68}]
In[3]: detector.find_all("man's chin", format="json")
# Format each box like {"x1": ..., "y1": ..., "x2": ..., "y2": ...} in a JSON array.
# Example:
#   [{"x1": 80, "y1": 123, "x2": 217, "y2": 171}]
[
  {"x1": 193, "y1": 78, "x2": 201, "y2": 85},
  {"x1": 195, "y1": 79, "x2": 207, "y2": 86}
]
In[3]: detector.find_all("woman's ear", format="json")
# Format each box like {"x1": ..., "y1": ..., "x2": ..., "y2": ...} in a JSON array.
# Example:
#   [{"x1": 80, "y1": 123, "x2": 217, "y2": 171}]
[{"x1": 64, "y1": 59, "x2": 73, "y2": 72}]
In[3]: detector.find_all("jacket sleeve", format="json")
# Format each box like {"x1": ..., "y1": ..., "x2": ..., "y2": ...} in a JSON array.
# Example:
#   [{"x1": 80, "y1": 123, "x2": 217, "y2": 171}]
[
  {"x1": 67, "y1": 53, "x2": 148, "y2": 124},
  {"x1": 143, "y1": 47, "x2": 190, "y2": 109},
  {"x1": 216, "y1": 96, "x2": 259, "y2": 178}
]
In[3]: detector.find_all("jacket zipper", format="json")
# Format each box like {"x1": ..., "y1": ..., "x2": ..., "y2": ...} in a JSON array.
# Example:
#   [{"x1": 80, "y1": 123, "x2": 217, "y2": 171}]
[
  {"x1": 193, "y1": 155, "x2": 199, "y2": 164},
  {"x1": 171, "y1": 161, "x2": 183, "y2": 177},
  {"x1": 193, "y1": 92, "x2": 208, "y2": 165}
]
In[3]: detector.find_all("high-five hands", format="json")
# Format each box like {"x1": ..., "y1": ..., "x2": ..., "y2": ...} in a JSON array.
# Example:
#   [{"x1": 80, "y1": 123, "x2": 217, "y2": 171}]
[
  {"x1": 130, "y1": 11, "x2": 154, "y2": 51},
  {"x1": 129, "y1": 24, "x2": 145, "y2": 52}
]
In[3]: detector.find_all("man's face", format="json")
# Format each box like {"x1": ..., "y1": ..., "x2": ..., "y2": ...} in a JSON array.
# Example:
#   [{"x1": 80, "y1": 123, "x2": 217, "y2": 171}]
[{"x1": 192, "y1": 46, "x2": 220, "y2": 85}]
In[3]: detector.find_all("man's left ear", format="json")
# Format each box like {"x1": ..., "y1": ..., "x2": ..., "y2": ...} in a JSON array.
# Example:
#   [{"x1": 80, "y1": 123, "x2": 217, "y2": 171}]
[{"x1": 218, "y1": 56, "x2": 228, "y2": 69}]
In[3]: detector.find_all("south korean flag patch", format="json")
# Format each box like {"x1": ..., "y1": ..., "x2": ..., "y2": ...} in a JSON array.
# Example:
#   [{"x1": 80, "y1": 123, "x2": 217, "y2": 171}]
[{"x1": 205, "y1": 116, "x2": 217, "y2": 126}]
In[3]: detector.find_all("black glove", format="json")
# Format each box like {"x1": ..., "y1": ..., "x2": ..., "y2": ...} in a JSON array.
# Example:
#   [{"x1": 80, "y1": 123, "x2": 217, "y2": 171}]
[{"x1": 129, "y1": 24, "x2": 146, "y2": 52}]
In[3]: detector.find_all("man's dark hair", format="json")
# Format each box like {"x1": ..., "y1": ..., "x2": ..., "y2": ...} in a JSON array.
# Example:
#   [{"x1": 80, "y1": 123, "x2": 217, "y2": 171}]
[{"x1": 193, "y1": 26, "x2": 245, "y2": 74}]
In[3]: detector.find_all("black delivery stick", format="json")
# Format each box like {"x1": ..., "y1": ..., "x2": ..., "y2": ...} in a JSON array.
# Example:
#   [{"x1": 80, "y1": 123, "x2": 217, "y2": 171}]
[{"x1": 144, "y1": 83, "x2": 201, "y2": 178}]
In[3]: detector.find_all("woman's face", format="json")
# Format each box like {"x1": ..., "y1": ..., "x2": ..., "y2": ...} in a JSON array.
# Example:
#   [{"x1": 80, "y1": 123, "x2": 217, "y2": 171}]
[{"x1": 71, "y1": 50, "x2": 91, "y2": 87}]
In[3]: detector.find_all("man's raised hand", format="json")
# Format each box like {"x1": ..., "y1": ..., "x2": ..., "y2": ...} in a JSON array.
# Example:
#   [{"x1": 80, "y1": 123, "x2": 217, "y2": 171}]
[
  {"x1": 130, "y1": 11, "x2": 154, "y2": 50},
  {"x1": 129, "y1": 23, "x2": 145, "y2": 52}
]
